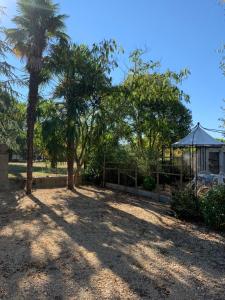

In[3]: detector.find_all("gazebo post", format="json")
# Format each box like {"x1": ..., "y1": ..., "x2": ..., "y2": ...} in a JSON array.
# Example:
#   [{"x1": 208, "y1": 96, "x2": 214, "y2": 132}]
[
  {"x1": 180, "y1": 149, "x2": 183, "y2": 188},
  {"x1": 192, "y1": 144, "x2": 194, "y2": 178},
  {"x1": 195, "y1": 146, "x2": 198, "y2": 197},
  {"x1": 189, "y1": 147, "x2": 191, "y2": 179}
]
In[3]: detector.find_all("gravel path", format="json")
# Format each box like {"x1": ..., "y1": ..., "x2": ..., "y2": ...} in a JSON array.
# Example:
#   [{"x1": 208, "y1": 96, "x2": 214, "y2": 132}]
[{"x1": 0, "y1": 187, "x2": 224, "y2": 299}]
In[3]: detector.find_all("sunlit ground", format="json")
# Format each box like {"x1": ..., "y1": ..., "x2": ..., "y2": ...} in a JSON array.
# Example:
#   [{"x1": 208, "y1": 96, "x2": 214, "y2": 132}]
[{"x1": 0, "y1": 186, "x2": 224, "y2": 299}]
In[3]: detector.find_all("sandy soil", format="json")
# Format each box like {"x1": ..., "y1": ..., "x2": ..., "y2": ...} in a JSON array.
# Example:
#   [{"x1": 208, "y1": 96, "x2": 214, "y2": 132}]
[{"x1": 0, "y1": 186, "x2": 224, "y2": 300}]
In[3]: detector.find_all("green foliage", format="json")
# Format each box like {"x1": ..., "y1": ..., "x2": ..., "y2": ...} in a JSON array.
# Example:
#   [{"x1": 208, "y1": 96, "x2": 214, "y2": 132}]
[
  {"x1": 83, "y1": 49, "x2": 192, "y2": 183},
  {"x1": 172, "y1": 185, "x2": 225, "y2": 231},
  {"x1": 50, "y1": 41, "x2": 119, "y2": 171},
  {"x1": 13, "y1": 101, "x2": 26, "y2": 155},
  {"x1": 0, "y1": 8, "x2": 18, "y2": 93},
  {"x1": 0, "y1": 89, "x2": 25, "y2": 150},
  {"x1": 201, "y1": 186, "x2": 225, "y2": 230},
  {"x1": 171, "y1": 187, "x2": 201, "y2": 221},
  {"x1": 42, "y1": 115, "x2": 66, "y2": 167},
  {"x1": 86, "y1": 142, "x2": 136, "y2": 184},
  {"x1": 143, "y1": 176, "x2": 156, "y2": 191},
  {"x1": 120, "y1": 50, "x2": 192, "y2": 165},
  {"x1": 34, "y1": 100, "x2": 66, "y2": 165},
  {"x1": 6, "y1": 0, "x2": 68, "y2": 72}
]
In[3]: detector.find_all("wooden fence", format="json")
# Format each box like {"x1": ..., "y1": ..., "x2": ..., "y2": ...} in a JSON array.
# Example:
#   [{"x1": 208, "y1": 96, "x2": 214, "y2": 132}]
[{"x1": 103, "y1": 163, "x2": 184, "y2": 199}]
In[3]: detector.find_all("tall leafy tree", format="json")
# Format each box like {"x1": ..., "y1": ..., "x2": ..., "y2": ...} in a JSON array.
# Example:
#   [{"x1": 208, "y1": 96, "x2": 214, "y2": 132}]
[
  {"x1": 106, "y1": 50, "x2": 192, "y2": 168},
  {"x1": 6, "y1": 0, "x2": 67, "y2": 194},
  {"x1": 83, "y1": 50, "x2": 192, "y2": 181}
]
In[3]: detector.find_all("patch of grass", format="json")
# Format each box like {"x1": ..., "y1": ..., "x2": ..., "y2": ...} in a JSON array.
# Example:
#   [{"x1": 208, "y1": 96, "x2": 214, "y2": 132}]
[{"x1": 9, "y1": 162, "x2": 67, "y2": 178}]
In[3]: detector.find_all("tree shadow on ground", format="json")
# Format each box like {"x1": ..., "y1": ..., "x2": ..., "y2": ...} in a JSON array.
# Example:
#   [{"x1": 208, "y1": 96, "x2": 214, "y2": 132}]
[{"x1": 0, "y1": 187, "x2": 225, "y2": 299}]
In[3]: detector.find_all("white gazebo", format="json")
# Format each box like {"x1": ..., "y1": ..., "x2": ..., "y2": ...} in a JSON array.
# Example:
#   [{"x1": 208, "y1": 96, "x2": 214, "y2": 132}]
[{"x1": 172, "y1": 123, "x2": 225, "y2": 174}]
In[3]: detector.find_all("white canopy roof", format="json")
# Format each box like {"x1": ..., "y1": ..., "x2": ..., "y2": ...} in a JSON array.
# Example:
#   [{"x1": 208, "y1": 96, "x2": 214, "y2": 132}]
[{"x1": 172, "y1": 123, "x2": 225, "y2": 147}]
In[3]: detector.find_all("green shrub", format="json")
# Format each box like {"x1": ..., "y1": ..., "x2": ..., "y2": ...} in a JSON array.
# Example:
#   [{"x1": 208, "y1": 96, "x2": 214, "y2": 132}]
[
  {"x1": 143, "y1": 176, "x2": 156, "y2": 191},
  {"x1": 201, "y1": 185, "x2": 225, "y2": 230},
  {"x1": 171, "y1": 187, "x2": 201, "y2": 220}
]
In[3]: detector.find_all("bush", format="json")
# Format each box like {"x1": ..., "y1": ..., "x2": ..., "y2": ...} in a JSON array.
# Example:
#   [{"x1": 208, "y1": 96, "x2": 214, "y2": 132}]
[
  {"x1": 171, "y1": 187, "x2": 201, "y2": 220},
  {"x1": 143, "y1": 176, "x2": 156, "y2": 191},
  {"x1": 201, "y1": 185, "x2": 225, "y2": 230}
]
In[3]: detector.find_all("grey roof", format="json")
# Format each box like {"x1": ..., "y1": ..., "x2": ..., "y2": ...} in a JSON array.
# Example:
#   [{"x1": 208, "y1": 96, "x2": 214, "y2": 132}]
[{"x1": 172, "y1": 124, "x2": 225, "y2": 147}]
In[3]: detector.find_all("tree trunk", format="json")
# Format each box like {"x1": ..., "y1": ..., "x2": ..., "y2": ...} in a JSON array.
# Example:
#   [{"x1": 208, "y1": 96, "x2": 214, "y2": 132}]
[
  {"x1": 26, "y1": 71, "x2": 39, "y2": 195},
  {"x1": 67, "y1": 130, "x2": 75, "y2": 190}
]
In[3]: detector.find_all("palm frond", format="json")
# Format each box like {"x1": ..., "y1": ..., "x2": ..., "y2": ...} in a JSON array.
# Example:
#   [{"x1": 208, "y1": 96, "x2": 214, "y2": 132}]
[{"x1": 6, "y1": 0, "x2": 68, "y2": 73}]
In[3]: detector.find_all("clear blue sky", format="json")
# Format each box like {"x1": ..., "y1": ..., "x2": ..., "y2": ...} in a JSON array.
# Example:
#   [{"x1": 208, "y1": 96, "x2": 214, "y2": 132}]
[{"x1": 1, "y1": 0, "x2": 225, "y2": 137}]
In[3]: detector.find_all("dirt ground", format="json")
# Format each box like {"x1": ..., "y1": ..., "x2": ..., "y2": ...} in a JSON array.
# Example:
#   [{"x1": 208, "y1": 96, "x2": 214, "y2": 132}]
[{"x1": 0, "y1": 187, "x2": 224, "y2": 300}]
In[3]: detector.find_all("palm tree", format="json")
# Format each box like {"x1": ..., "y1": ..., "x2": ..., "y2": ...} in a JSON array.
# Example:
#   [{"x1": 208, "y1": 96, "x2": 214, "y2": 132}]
[
  {"x1": 50, "y1": 41, "x2": 117, "y2": 190},
  {"x1": 50, "y1": 43, "x2": 81, "y2": 190},
  {"x1": 6, "y1": 0, "x2": 67, "y2": 194}
]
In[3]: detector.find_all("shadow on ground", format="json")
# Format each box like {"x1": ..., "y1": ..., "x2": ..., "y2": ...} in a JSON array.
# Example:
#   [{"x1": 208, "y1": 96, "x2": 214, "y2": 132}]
[{"x1": 0, "y1": 186, "x2": 224, "y2": 299}]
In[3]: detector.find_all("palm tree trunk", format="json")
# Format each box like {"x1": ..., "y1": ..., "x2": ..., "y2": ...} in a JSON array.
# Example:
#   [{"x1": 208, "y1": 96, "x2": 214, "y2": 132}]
[{"x1": 26, "y1": 71, "x2": 39, "y2": 194}]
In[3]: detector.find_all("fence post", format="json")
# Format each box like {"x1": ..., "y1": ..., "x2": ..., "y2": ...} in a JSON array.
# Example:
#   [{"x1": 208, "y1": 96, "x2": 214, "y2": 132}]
[{"x1": 118, "y1": 168, "x2": 120, "y2": 185}]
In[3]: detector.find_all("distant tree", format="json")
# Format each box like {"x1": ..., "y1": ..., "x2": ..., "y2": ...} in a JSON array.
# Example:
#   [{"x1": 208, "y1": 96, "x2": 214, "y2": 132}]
[
  {"x1": 35, "y1": 100, "x2": 66, "y2": 167},
  {"x1": 6, "y1": 0, "x2": 67, "y2": 194},
  {"x1": 13, "y1": 101, "x2": 27, "y2": 158},
  {"x1": 0, "y1": 89, "x2": 25, "y2": 151},
  {"x1": 0, "y1": 7, "x2": 18, "y2": 93}
]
